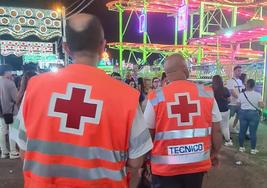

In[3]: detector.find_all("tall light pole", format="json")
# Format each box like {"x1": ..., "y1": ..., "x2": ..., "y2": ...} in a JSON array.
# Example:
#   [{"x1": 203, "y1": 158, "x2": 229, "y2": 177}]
[{"x1": 61, "y1": 6, "x2": 68, "y2": 66}]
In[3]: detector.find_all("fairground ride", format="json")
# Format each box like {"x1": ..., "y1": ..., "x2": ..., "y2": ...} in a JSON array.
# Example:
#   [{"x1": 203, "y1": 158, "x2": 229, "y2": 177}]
[{"x1": 106, "y1": 0, "x2": 267, "y2": 103}]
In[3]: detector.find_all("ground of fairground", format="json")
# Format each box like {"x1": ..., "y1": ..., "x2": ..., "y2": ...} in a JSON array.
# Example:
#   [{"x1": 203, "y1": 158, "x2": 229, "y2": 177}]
[{"x1": 1, "y1": 121, "x2": 267, "y2": 188}]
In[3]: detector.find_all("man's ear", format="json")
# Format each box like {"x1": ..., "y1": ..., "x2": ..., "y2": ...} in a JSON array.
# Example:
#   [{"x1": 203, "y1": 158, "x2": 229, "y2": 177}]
[
  {"x1": 63, "y1": 42, "x2": 73, "y2": 57},
  {"x1": 99, "y1": 39, "x2": 107, "y2": 55},
  {"x1": 184, "y1": 67, "x2": 190, "y2": 79}
]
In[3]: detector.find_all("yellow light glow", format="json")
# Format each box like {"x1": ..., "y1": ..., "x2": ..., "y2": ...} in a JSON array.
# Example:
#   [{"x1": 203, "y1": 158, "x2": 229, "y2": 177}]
[
  {"x1": 56, "y1": 7, "x2": 62, "y2": 13},
  {"x1": 102, "y1": 52, "x2": 109, "y2": 59}
]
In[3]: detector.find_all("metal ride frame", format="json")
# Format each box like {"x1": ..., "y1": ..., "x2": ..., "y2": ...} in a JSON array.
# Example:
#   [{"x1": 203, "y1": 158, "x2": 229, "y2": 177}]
[{"x1": 107, "y1": 0, "x2": 267, "y2": 101}]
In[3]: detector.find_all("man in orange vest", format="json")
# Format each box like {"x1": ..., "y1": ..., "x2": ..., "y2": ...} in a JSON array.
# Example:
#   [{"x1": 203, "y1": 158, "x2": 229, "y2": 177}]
[
  {"x1": 144, "y1": 54, "x2": 222, "y2": 188},
  {"x1": 15, "y1": 14, "x2": 153, "y2": 188}
]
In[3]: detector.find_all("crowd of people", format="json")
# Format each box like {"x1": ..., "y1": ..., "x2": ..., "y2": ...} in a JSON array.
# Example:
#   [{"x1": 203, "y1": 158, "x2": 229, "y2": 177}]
[
  {"x1": 212, "y1": 65, "x2": 264, "y2": 154},
  {"x1": 0, "y1": 63, "x2": 37, "y2": 159},
  {"x1": 112, "y1": 64, "x2": 264, "y2": 156},
  {"x1": 0, "y1": 13, "x2": 264, "y2": 188}
]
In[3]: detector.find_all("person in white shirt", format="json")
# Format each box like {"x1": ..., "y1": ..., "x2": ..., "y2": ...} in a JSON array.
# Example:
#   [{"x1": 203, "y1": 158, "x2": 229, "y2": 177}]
[
  {"x1": 226, "y1": 66, "x2": 243, "y2": 131},
  {"x1": 238, "y1": 79, "x2": 264, "y2": 155}
]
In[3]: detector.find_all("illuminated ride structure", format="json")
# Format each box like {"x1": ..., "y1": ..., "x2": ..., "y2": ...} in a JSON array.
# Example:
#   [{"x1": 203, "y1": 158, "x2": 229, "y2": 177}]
[
  {"x1": 0, "y1": 6, "x2": 63, "y2": 69},
  {"x1": 106, "y1": 0, "x2": 267, "y2": 101}
]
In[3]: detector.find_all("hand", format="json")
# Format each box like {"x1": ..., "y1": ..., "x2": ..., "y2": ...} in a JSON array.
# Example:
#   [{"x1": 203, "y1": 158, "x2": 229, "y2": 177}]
[{"x1": 211, "y1": 154, "x2": 220, "y2": 168}]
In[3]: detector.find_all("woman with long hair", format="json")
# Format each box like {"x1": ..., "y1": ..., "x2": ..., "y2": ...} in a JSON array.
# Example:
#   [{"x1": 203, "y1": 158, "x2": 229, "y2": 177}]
[
  {"x1": 238, "y1": 79, "x2": 264, "y2": 154},
  {"x1": 161, "y1": 72, "x2": 168, "y2": 87},
  {"x1": 212, "y1": 75, "x2": 233, "y2": 146},
  {"x1": 137, "y1": 77, "x2": 146, "y2": 105},
  {"x1": 16, "y1": 71, "x2": 37, "y2": 108}
]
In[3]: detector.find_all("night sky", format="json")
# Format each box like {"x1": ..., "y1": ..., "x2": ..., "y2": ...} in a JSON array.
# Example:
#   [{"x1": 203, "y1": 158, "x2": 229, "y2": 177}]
[{"x1": 0, "y1": 0, "x2": 178, "y2": 69}]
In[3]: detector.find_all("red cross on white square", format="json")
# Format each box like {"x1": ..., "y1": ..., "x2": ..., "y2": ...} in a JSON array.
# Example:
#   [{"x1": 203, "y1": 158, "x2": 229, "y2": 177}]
[
  {"x1": 167, "y1": 93, "x2": 200, "y2": 126},
  {"x1": 48, "y1": 83, "x2": 103, "y2": 135}
]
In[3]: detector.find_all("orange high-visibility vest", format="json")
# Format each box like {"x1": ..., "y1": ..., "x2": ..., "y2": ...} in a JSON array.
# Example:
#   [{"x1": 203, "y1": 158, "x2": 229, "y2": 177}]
[
  {"x1": 21, "y1": 64, "x2": 139, "y2": 188},
  {"x1": 148, "y1": 80, "x2": 214, "y2": 176}
]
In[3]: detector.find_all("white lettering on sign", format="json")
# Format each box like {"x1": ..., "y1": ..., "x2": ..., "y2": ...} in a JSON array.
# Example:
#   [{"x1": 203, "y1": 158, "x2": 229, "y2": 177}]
[{"x1": 168, "y1": 143, "x2": 204, "y2": 155}]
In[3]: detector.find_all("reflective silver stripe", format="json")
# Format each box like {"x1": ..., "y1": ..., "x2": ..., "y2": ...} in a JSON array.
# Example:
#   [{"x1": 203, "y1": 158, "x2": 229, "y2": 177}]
[
  {"x1": 155, "y1": 128, "x2": 212, "y2": 141},
  {"x1": 24, "y1": 160, "x2": 125, "y2": 181},
  {"x1": 150, "y1": 88, "x2": 165, "y2": 106},
  {"x1": 27, "y1": 139, "x2": 127, "y2": 163},
  {"x1": 196, "y1": 84, "x2": 213, "y2": 98},
  {"x1": 151, "y1": 150, "x2": 210, "y2": 164}
]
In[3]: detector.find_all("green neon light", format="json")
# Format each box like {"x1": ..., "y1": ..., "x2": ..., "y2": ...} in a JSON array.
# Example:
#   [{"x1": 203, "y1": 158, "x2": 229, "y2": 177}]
[
  {"x1": 262, "y1": 45, "x2": 267, "y2": 104},
  {"x1": 118, "y1": 4, "x2": 123, "y2": 75},
  {"x1": 189, "y1": 14, "x2": 193, "y2": 39},
  {"x1": 143, "y1": 0, "x2": 148, "y2": 64},
  {"x1": 23, "y1": 54, "x2": 57, "y2": 63},
  {"x1": 231, "y1": 6, "x2": 237, "y2": 27},
  {"x1": 199, "y1": 2, "x2": 204, "y2": 38},
  {"x1": 182, "y1": 0, "x2": 188, "y2": 45},
  {"x1": 260, "y1": 36, "x2": 267, "y2": 42},
  {"x1": 175, "y1": 16, "x2": 178, "y2": 45}
]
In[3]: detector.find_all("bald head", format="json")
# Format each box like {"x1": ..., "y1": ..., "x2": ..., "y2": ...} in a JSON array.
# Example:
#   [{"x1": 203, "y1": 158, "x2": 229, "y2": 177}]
[
  {"x1": 164, "y1": 54, "x2": 189, "y2": 82},
  {"x1": 66, "y1": 13, "x2": 104, "y2": 54}
]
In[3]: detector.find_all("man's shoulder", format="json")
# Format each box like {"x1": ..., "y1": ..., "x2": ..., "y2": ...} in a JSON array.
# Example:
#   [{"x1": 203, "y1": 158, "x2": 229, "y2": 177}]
[
  {"x1": 253, "y1": 90, "x2": 261, "y2": 97},
  {"x1": 0, "y1": 77, "x2": 15, "y2": 88},
  {"x1": 28, "y1": 72, "x2": 55, "y2": 84},
  {"x1": 226, "y1": 78, "x2": 234, "y2": 84}
]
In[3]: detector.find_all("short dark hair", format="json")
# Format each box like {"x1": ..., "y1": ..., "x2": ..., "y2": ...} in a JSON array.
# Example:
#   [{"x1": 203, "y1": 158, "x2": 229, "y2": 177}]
[
  {"x1": 152, "y1": 77, "x2": 160, "y2": 82},
  {"x1": 247, "y1": 79, "x2": 255, "y2": 89},
  {"x1": 23, "y1": 62, "x2": 38, "y2": 73},
  {"x1": 161, "y1": 72, "x2": 166, "y2": 80},
  {"x1": 233, "y1": 65, "x2": 242, "y2": 71},
  {"x1": 111, "y1": 72, "x2": 121, "y2": 77},
  {"x1": 66, "y1": 15, "x2": 104, "y2": 53},
  {"x1": 0, "y1": 64, "x2": 13, "y2": 76}
]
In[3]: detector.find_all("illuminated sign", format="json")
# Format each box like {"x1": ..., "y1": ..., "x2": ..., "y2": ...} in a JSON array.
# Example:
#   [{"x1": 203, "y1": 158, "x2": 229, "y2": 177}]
[
  {"x1": 178, "y1": 5, "x2": 188, "y2": 31},
  {"x1": 0, "y1": 40, "x2": 53, "y2": 56},
  {"x1": 0, "y1": 6, "x2": 62, "y2": 40},
  {"x1": 139, "y1": 11, "x2": 147, "y2": 33}
]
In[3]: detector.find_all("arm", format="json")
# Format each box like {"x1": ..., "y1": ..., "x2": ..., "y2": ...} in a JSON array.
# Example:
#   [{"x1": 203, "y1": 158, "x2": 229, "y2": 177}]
[
  {"x1": 127, "y1": 105, "x2": 153, "y2": 169},
  {"x1": 144, "y1": 100, "x2": 156, "y2": 141},
  {"x1": 9, "y1": 81, "x2": 18, "y2": 103},
  {"x1": 15, "y1": 95, "x2": 28, "y2": 160},
  {"x1": 211, "y1": 122, "x2": 222, "y2": 167},
  {"x1": 211, "y1": 122, "x2": 222, "y2": 157},
  {"x1": 227, "y1": 80, "x2": 238, "y2": 98},
  {"x1": 16, "y1": 76, "x2": 27, "y2": 107},
  {"x1": 230, "y1": 89, "x2": 238, "y2": 98},
  {"x1": 258, "y1": 101, "x2": 264, "y2": 109},
  {"x1": 210, "y1": 100, "x2": 223, "y2": 167},
  {"x1": 127, "y1": 156, "x2": 145, "y2": 169}
]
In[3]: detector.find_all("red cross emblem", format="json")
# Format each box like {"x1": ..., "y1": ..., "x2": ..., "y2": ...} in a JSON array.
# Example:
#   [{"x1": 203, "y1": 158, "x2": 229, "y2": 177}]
[
  {"x1": 48, "y1": 83, "x2": 103, "y2": 135},
  {"x1": 167, "y1": 93, "x2": 200, "y2": 126}
]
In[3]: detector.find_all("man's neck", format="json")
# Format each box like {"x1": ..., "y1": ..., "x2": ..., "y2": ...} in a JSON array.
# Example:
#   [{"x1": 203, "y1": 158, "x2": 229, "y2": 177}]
[
  {"x1": 170, "y1": 76, "x2": 187, "y2": 82},
  {"x1": 73, "y1": 54, "x2": 99, "y2": 67}
]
